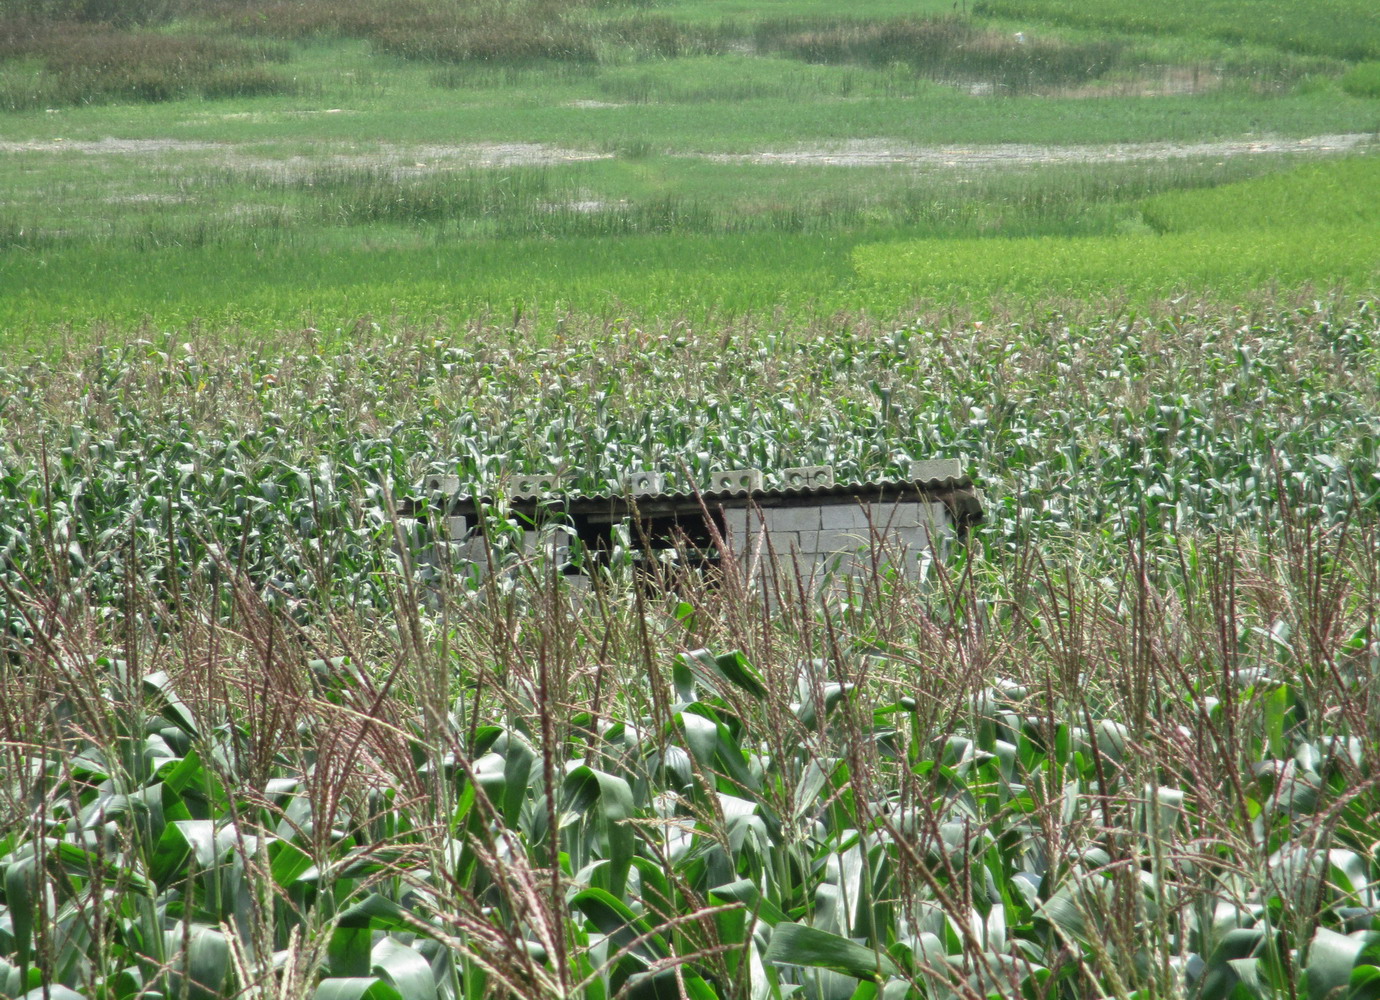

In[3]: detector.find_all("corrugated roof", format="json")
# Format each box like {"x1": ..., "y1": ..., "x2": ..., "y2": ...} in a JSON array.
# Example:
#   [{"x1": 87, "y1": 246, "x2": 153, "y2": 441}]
[{"x1": 402, "y1": 473, "x2": 983, "y2": 526}]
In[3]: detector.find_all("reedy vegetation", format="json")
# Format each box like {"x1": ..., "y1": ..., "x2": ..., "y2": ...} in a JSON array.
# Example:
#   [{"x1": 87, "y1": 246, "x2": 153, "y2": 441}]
[
  {"x1": 2, "y1": 301, "x2": 1380, "y2": 998},
  {"x1": 971, "y1": 0, "x2": 1380, "y2": 62},
  {"x1": 0, "y1": 0, "x2": 1334, "y2": 111}
]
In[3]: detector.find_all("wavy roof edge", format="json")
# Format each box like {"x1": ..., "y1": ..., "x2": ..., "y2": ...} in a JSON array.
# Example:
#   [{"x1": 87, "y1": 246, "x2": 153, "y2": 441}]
[
  {"x1": 404, "y1": 474, "x2": 981, "y2": 523},
  {"x1": 546, "y1": 474, "x2": 975, "y2": 504}
]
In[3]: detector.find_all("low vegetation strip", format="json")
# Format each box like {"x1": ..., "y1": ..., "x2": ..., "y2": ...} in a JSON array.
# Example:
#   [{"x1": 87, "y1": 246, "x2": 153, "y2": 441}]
[
  {"x1": 3, "y1": 149, "x2": 1374, "y2": 337},
  {"x1": 972, "y1": 0, "x2": 1380, "y2": 61}
]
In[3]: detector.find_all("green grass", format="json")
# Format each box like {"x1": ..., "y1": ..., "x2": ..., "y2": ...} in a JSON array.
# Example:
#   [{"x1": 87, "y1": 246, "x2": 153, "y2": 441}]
[
  {"x1": 1139, "y1": 154, "x2": 1380, "y2": 231},
  {"x1": 656, "y1": 0, "x2": 959, "y2": 20},
  {"x1": 4, "y1": 152, "x2": 1375, "y2": 339},
  {"x1": 855, "y1": 153, "x2": 1380, "y2": 303},
  {"x1": 0, "y1": 152, "x2": 1302, "y2": 246},
  {"x1": 1343, "y1": 60, "x2": 1380, "y2": 97},
  {"x1": 8, "y1": 71, "x2": 1376, "y2": 150},
  {"x1": 0, "y1": 234, "x2": 857, "y2": 340},
  {"x1": 855, "y1": 223, "x2": 1380, "y2": 302}
]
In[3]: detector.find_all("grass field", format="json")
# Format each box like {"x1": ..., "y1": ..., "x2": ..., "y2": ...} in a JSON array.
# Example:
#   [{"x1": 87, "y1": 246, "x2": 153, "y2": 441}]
[
  {"x1": 1, "y1": 0, "x2": 1379, "y2": 337},
  {"x1": 854, "y1": 154, "x2": 1380, "y2": 302},
  {"x1": 3, "y1": 1, "x2": 1380, "y2": 998},
  {"x1": 3, "y1": 151, "x2": 1377, "y2": 339}
]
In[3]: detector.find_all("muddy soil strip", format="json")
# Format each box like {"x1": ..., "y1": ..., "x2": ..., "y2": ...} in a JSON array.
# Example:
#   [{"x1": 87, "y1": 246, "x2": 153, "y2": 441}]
[
  {"x1": 0, "y1": 138, "x2": 612, "y2": 170},
  {"x1": 0, "y1": 132, "x2": 1372, "y2": 170},
  {"x1": 701, "y1": 133, "x2": 1375, "y2": 167}
]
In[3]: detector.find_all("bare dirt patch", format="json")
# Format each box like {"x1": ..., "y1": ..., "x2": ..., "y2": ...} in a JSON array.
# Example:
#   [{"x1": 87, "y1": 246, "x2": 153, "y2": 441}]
[
  {"x1": 956, "y1": 65, "x2": 1226, "y2": 99},
  {"x1": 0, "y1": 137, "x2": 219, "y2": 155},
  {"x1": 0, "y1": 138, "x2": 614, "y2": 178},
  {"x1": 2, "y1": 132, "x2": 1371, "y2": 172},
  {"x1": 229, "y1": 142, "x2": 615, "y2": 180},
  {"x1": 703, "y1": 133, "x2": 1374, "y2": 167}
]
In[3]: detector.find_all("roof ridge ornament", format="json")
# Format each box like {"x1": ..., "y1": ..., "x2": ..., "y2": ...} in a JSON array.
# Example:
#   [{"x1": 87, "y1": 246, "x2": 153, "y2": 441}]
[
  {"x1": 709, "y1": 468, "x2": 764, "y2": 493},
  {"x1": 623, "y1": 471, "x2": 664, "y2": 496},
  {"x1": 908, "y1": 458, "x2": 963, "y2": 483},
  {"x1": 780, "y1": 465, "x2": 834, "y2": 489}
]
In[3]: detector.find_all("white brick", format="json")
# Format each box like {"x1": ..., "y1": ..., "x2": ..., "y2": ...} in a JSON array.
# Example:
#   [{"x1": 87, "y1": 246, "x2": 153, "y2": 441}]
[
  {"x1": 768, "y1": 531, "x2": 801, "y2": 555},
  {"x1": 450, "y1": 536, "x2": 490, "y2": 565},
  {"x1": 818, "y1": 529, "x2": 870, "y2": 553},
  {"x1": 624, "y1": 471, "x2": 663, "y2": 495},
  {"x1": 890, "y1": 501, "x2": 948, "y2": 529},
  {"x1": 513, "y1": 474, "x2": 560, "y2": 497},
  {"x1": 424, "y1": 474, "x2": 462, "y2": 496},
  {"x1": 721, "y1": 508, "x2": 751, "y2": 543},
  {"x1": 764, "y1": 506, "x2": 821, "y2": 533},
  {"x1": 779, "y1": 465, "x2": 834, "y2": 489},
  {"x1": 797, "y1": 530, "x2": 820, "y2": 553},
  {"x1": 887, "y1": 525, "x2": 929, "y2": 553},
  {"x1": 821, "y1": 505, "x2": 870, "y2": 529},
  {"x1": 540, "y1": 527, "x2": 573, "y2": 564},
  {"x1": 875, "y1": 502, "x2": 925, "y2": 529},
  {"x1": 711, "y1": 469, "x2": 763, "y2": 493},
  {"x1": 445, "y1": 515, "x2": 469, "y2": 539}
]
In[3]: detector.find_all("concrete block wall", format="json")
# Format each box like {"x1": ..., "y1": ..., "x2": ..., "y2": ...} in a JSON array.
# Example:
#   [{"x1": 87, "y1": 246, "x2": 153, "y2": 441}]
[
  {"x1": 407, "y1": 512, "x2": 574, "y2": 579},
  {"x1": 721, "y1": 499, "x2": 951, "y2": 586},
  {"x1": 408, "y1": 461, "x2": 971, "y2": 598}
]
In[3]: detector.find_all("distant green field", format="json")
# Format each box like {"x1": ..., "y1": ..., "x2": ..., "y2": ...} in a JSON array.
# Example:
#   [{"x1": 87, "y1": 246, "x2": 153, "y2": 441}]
[
  {"x1": 8, "y1": 153, "x2": 1374, "y2": 340},
  {"x1": 1139, "y1": 154, "x2": 1380, "y2": 231},
  {"x1": 854, "y1": 153, "x2": 1380, "y2": 302},
  {"x1": 5, "y1": 68, "x2": 1373, "y2": 150},
  {"x1": 0, "y1": 233, "x2": 860, "y2": 343},
  {"x1": 656, "y1": 0, "x2": 958, "y2": 19},
  {"x1": 853, "y1": 223, "x2": 1380, "y2": 303},
  {"x1": 2, "y1": 0, "x2": 1379, "y2": 339}
]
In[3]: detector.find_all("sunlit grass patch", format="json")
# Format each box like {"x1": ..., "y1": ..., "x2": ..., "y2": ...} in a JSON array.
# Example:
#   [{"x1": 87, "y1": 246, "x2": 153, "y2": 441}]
[
  {"x1": 1342, "y1": 60, "x2": 1380, "y2": 97},
  {"x1": 852, "y1": 224, "x2": 1380, "y2": 302},
  {"x1": 1139, "y1": 153, "x2": 1380, "y2": 232},
  {"x1": 0, "y1": 232, "x2": 860, "y2": 339},
  {"x1": 857, "y1": 152, "x2": 1380, "y2": 302}
]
